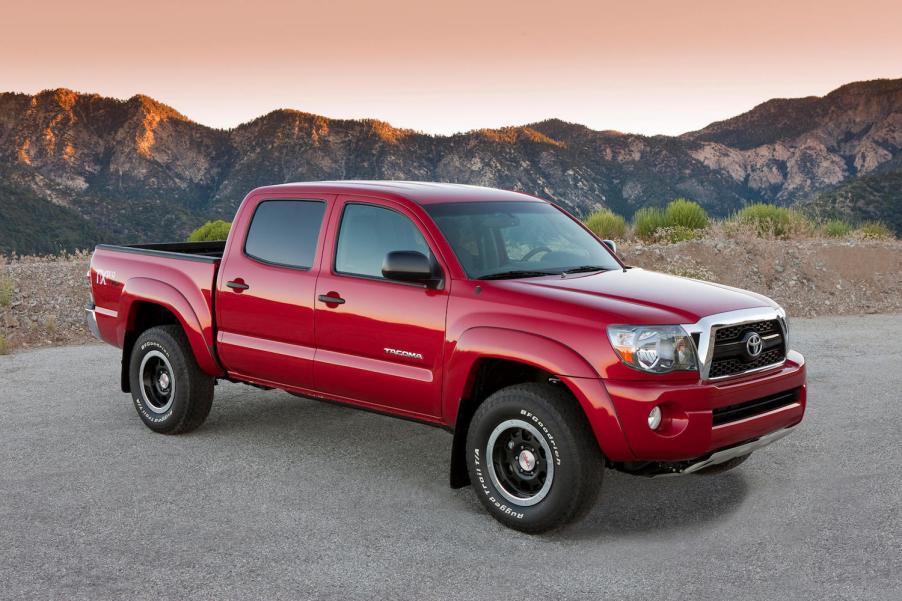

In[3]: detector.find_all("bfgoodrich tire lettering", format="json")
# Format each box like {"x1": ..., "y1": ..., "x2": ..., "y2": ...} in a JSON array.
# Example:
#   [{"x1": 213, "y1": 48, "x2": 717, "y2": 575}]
[
  {"x1": 466, "y1": 382, "x2": 604, "y2": 533},
  {"x1": 128, "y1": 325, "x2": 214, "y2": 434}
]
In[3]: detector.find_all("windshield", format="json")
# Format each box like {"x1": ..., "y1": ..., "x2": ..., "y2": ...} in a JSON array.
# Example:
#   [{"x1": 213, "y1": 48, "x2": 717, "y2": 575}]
[{"x1": 425, "y1": 201, "x2": 621, "y2": 279}]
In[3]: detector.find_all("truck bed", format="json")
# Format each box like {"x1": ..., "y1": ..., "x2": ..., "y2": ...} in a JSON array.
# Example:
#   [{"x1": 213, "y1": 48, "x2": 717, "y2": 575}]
[
  {"x1": 88, "y1": 241, "x2": 224, "y2": 373},
  {"x1": 94, "y1": 241, "x2": 226, "y2": 262}
]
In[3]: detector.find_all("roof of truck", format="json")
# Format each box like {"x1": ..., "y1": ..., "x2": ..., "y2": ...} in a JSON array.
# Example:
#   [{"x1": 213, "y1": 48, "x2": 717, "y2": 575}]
[{"x1": 250, "y1": 180, "x2": 545, "y2": 205}]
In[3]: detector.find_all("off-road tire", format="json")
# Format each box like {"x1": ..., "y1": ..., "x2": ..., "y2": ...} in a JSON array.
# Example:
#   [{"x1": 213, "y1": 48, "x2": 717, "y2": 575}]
[
  {"x1": 465, "y1": 382, "x2": 604, "y2": 533},
  {"x1": 128, "y1": 325, "x2": 214, "y2": 434}
]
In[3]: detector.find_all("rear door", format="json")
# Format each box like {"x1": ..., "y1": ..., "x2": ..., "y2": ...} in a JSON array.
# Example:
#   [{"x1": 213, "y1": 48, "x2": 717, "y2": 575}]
[
  {"x1": 313, "y1": 196, "x2": 450, "y2": 420},
  {"x1": 216, "y1": 194, "x2": 334, "y2": 389}
]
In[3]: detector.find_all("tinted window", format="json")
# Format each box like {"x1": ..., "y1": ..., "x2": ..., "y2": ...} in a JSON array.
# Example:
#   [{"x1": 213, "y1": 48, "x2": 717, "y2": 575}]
[
  {"x1": 244, "y1": 200, "x2": 326, "y2": 268},
  {"x1": 425, "y1": 201, "x2": 620, "y2": 278},
  {"x1": 335, "y1": 204, "x2": 431, "y2": 279}
]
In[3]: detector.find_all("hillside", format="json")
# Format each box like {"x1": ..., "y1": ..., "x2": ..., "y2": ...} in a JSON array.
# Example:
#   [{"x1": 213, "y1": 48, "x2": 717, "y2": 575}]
[
  {"x1": 801, "y1": 166, "x2": 902, "y2": 233},
  {"x1": 4, "y1": 237, "x2": 902, "y2": 353},
  {"x1": 1, "y1": 79, "x2": 901, "y2": 253}
]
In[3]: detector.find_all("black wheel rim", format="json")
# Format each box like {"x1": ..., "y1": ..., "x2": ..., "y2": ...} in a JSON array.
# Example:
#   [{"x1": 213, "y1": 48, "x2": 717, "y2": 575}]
[
  {"x1": 139, "y1": 350, "x2": 175, "y2": 414},
  {"x1": 487, "y1": 419, "x2": 555, "y2": 506}
]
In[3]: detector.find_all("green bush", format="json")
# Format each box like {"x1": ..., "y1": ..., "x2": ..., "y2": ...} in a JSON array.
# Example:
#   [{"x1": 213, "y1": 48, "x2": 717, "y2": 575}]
[
  {"x1": 187, "y1": 220, "x2": 231, "y2": 242},
  {"x1": 733, "y1": 203, "x2": 810, "y2": 238},
  {"x1": 584, "y1": 209, "x2": 628, "y2": 240},
  {"x1": 633, "y1": 207, "x2": 667, "y2": 241},
  {"x1": 0, "y1": 334, "x2": 7, "y2": 355},
  {"x1": 822, "y1": 219, "x2": 854, "y2": 238},
  {"x1": 655, "y1": 226, "x2": 703, "y2": 243},
  {"x1": 855, "y1": 221, "x2": 894, "y2": 240},
  {"x1": 0, "y1": 277, "x2": 13, "y2": 307},
  {"x1": 664, "y1": 198, "x2": 709, "y2": 231}
]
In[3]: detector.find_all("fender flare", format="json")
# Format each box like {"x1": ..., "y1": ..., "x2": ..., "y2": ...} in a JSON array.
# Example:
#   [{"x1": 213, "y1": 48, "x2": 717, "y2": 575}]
[
  {"x1": 443, "y1": 327, "x2": 598, "y2": 423},
  {"x1": 444, "y1": 327, "x2": 629, "y2": 487},
  {"x1": 118, "y1": 277, "x2": 224, "y2": 378}
]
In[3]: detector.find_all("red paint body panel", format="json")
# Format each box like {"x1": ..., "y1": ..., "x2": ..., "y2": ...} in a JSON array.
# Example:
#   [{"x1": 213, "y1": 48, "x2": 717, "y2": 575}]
[
  {"x1": 89, "y1": 250, "x2": 224, "y2": 377},
  {"x1": 89, "y1": 181, "x2": 807, "y2": 464},
  {"x1": 311, "y1": 195, "x2": 450, "y2": 417},
  {"x1": 215, "y1": 190, "x2": 335, "y2": 387}
]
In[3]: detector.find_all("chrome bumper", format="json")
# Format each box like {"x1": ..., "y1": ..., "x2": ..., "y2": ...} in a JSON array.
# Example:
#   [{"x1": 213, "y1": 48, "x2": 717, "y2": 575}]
[
  {"x1": 85, "y1": 304, "x2": 101, "y2": 340},
  {"x1": 681, "y1": 427, "x2": 794, "y2": 474}
]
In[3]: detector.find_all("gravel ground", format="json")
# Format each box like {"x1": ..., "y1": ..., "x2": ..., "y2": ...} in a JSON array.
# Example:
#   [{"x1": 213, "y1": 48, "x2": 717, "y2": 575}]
[{"x1": 1, "y1": 314, "x2": 900, "y2": 600}]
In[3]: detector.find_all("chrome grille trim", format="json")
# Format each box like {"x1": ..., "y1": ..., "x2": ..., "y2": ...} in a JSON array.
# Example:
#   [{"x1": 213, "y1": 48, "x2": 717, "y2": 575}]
[{"x1": 682, "y1": 307, "x2": 787, "y2": 381}]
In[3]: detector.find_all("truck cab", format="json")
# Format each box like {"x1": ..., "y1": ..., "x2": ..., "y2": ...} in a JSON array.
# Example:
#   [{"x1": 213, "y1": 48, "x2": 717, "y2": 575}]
[{"x1": 87, "y1": 181, "x2": 806, "y2": 533}]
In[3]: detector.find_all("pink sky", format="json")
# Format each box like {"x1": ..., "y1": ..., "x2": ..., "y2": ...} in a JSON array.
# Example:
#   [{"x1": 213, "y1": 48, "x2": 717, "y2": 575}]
[{"x1": 3, "y1": 0, "x2": 900, "y2": 135}]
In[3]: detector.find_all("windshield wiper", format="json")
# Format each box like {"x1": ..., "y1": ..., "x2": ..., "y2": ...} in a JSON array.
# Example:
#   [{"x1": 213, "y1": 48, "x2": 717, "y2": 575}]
[
  {"x1": 561, "y1": 265, "x2": 609, "y2": 275},
  {"x1": 478, "y1": 270, "x2": 558, "y2": 280}
]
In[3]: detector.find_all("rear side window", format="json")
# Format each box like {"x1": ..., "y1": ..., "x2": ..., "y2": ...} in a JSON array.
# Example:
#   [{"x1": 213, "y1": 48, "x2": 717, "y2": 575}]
[
  {"x1": 335, "y1": 203, "x2": 431, "y2": 279},
  {"x1": 244, "y1": 200, "x2": 326, "y2": 269}
]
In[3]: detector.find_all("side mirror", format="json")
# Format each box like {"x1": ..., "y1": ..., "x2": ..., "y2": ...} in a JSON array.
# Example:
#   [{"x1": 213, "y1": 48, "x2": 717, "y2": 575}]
[
  {"x1": 602, "y1": 239, "x2": 618, "y2": 254},
  {"x1": 382, "y1": 251, "x2": 437, "y2": 286}
]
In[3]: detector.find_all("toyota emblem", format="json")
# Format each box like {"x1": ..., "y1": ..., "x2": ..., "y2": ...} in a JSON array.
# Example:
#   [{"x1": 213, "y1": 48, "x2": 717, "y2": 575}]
[{"x1": 745, "y1": 332, "x2": 763, "y2": 358}]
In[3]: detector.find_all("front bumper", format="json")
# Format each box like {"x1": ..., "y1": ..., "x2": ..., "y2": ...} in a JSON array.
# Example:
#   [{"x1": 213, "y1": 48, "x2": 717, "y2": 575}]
[
  {"x1": 85, "y1": 303, "x2": 101, "y2": 340},
  {"x1": 610, "y1": 350, "x2": 805, "y2": 462},
  {"x1": 565, "y1": 350, "x2": 806, "y2": 463}
]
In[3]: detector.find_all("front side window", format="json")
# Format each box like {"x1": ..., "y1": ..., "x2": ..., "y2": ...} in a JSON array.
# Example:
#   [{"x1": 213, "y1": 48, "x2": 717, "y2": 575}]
[
  {"x1": 335, "y1": 204, "x2": 431, "y2": 279},
  {"x1": 244, "y1": 200, "x2": 326, "y2": 268},
  {"x1": 425, "y1": 201, "x2": 620, "y2": 279}
]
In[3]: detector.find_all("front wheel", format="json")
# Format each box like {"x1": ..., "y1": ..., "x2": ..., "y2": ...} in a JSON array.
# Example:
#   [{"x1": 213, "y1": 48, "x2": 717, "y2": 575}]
[
  {"x1": 128, "y1": 325, "x2": 214, "y2": 434},
  {"x1": 465, "y1": 383, "x2": 604, "y2": 533}
]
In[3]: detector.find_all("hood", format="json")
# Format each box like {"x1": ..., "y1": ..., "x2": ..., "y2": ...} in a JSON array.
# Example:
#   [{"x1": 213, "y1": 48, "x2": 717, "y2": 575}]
[{"x1": 499, "y1": 268, "x2": 777, "y2": 324}]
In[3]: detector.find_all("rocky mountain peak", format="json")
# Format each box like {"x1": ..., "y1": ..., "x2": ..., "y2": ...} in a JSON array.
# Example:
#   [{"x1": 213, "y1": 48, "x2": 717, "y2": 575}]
[{"x1": 1, "y1": 77, "x2": 901, "y2": 255}]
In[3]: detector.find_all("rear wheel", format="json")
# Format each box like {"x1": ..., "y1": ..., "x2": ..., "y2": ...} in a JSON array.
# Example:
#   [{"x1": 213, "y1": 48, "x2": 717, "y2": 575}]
[
  {"x1": 128, "y1": 325, "x2": 214, "y2": 434},
  {"x1": 465, "y1": 383, "x2": 603, "y2": 533}
]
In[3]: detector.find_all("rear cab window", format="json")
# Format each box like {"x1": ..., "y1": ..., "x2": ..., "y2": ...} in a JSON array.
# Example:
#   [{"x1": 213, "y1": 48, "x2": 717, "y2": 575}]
[{"x1": 244, "y1": 200, "x2": 327, "y2": 269}]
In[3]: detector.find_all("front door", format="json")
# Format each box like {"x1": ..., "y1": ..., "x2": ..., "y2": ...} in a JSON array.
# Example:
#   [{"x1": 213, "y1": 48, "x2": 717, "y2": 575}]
[
  {"x1": 313, "y1": 197, "x2": 449, "y2": 420},
  {"x1": 216, "y1": 195, "x2": 333, "y2": 389}
]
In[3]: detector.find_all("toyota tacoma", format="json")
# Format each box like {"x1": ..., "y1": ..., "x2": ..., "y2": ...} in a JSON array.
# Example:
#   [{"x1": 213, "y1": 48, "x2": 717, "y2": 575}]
[{"x1": 86, "y1": 181, "x2": 806, "y2": 532}]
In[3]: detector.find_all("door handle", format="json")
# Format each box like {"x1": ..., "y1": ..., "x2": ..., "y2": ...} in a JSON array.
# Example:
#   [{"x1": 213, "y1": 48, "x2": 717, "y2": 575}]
[
  {"x1": 226, "y1": 280, "x2": 250, "y2": 291},
  {"x1": 318, "y1": 293, "x2": 345, "y2": 305}
]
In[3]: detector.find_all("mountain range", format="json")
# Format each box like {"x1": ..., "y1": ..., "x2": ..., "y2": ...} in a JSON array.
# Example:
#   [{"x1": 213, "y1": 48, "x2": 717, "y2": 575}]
[{"x1": 1, "y1": 78, "x2": 900, "y2": 254}]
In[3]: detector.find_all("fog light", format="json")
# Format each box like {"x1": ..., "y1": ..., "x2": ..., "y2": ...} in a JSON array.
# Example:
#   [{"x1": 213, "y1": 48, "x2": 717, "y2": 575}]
[{"x1": 647, "y1": 406, "x2": 662, "y2": 430}]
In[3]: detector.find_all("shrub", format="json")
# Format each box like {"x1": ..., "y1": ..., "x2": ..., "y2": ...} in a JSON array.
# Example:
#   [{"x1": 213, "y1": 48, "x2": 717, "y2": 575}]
[
  {"x1": 654, "y1": 226, "x2": 703, "y2": 243},
  {"x1": 733, "y1": 203, "x2": 810, "y2": 239},
  {"x1": 666, "y1": 265, "x2": 715, "y2": 281},
  {"x1": 0, "y1": 277, "x2": 13, "y2": 307},
  {"x1": 584, "y1": 209, "x2": 628, "y2": 240},
  {"x1": 822, "y1": 219, "x2": 854, "y2": 238},
  {"x1": 0, "y1": 334, "x2": 7, "y2": 355},
  {"x1": 633, "y1": 207, "x2": 667, "y2": 241},
  {"x1": 187, "y1": 220, "x2": 231, "y2": 242},
  {"x1": 855, "y1": 221, "x2": 894, "y2": 240},
  {"x1": 664, "y1": 198, "x2": 709, "y2": 231}
]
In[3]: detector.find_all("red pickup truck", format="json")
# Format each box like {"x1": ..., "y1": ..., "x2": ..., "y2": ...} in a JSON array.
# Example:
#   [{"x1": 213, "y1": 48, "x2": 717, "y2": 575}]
[{"x1": 87, "y1": 181, "x2": 806, "y2": 532}]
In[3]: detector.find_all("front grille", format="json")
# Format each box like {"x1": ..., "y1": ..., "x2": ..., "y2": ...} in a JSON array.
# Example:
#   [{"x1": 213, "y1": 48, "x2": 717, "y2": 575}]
[
  {"x1": 709, "y1": 318, "x2": 785, "y2": 378},
  {"x1": 715, "y1": 320, "x2": 778, "y2": 343},
  {"x1": 709, "y1": 347, "x2": 785, "y2": 378},
  {"x1": 712, "y1": 388, "x2": 801, "y2": 425}
]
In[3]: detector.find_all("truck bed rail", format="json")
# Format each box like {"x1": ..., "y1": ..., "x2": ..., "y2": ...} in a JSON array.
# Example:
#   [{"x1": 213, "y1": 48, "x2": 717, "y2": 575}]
[{"x1": 94, "y1": 241, "x2": 225, "y2": 263}]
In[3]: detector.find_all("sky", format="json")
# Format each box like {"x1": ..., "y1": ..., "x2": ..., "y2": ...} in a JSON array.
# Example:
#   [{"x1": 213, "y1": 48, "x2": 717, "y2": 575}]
[{"x1": 3, "y1": 0, "x2": 900, "y2": 136}]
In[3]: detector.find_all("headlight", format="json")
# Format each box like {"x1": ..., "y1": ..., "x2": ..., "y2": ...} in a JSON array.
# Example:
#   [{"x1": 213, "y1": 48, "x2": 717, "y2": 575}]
[{"x1": 606, "y1": 325, "x2": 698, "y2": 374}]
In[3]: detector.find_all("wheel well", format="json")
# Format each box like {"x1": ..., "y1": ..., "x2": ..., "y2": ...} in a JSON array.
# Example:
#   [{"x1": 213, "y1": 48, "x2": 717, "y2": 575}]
[
  {"x1": 120, "y1": 302, "x2": 179, "y2": 393},
  {"x1": 449, "y1": 358, "x2": 560, "y2": 488}
]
